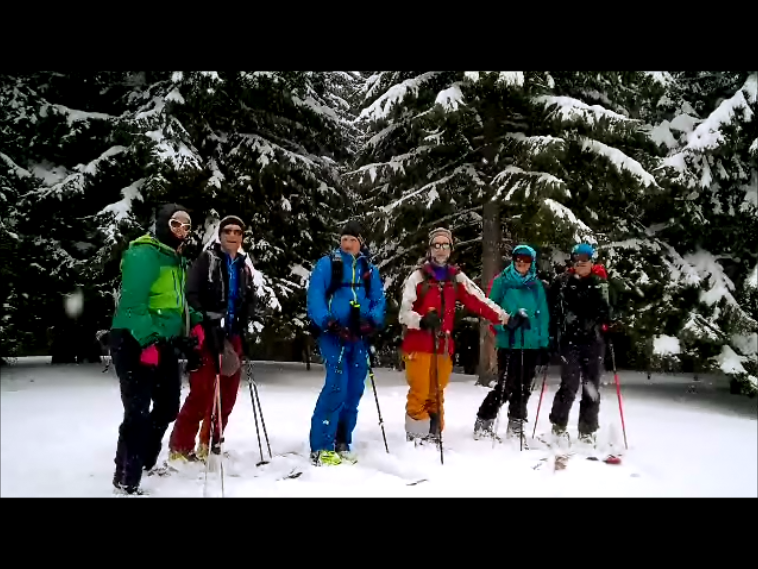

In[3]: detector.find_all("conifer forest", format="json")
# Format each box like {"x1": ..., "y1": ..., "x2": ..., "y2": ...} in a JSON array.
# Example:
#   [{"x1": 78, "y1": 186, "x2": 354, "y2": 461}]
[{"x1": 1, "y1": 71, "x2": 756, "y2": 395}]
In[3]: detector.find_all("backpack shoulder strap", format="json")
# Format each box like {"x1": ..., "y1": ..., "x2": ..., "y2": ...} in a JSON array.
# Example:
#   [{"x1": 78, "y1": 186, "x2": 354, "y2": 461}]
[{"x1": 325, "y1": 251, "x2": 343, "y2": 299}]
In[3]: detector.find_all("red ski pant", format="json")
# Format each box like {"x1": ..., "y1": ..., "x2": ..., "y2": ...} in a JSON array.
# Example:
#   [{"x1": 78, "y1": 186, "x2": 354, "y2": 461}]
[{"x1": 169, "y1": 337, "x2": 242, "y2": 454}]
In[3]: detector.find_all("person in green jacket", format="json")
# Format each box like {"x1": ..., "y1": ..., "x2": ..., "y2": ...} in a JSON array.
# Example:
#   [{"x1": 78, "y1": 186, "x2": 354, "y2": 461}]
[
  {"x1": 109, "y1": 203, "x2": 204, "y2": 495},
  {"x1": 473, "y1": 244, "x2": 550, "y2": 445}
]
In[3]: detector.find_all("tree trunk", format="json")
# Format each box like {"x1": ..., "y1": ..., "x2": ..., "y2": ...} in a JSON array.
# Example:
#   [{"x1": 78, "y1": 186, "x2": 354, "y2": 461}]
[{"x1": 476, "y1": 198, "x2": 501, "y2": 386}]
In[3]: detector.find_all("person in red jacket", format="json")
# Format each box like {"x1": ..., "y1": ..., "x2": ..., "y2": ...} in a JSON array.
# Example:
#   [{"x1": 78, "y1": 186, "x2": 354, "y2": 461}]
[{"x1": 398, "y1": 228, "x2": 511, "y2": 444}]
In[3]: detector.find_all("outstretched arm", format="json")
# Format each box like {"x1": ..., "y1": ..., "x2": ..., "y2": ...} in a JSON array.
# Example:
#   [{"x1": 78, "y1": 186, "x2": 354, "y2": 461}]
[{"x1": 455, "y1": 272, "x2": 509, "y2": 325}]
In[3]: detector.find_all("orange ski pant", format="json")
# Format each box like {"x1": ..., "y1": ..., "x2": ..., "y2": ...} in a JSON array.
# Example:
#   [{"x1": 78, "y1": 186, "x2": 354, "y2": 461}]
[{"x1": 403, "y1": 351, "x2": 453, "y2": 431}]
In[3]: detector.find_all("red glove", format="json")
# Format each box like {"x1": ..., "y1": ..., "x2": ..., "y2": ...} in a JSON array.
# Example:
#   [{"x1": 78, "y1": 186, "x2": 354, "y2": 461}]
[
  {"x1": 190, "y1": 324, "x2": 205, "y2": 349},
  {"x1": 140, "y1": 344, "x2": 159, "y2": 367}
]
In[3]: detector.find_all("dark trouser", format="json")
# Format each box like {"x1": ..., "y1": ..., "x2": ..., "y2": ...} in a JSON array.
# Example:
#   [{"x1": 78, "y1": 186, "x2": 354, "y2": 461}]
[
  {"x1": 110, "y1": 329, "x2": 181, "y2": 490},
  {"x1": 477, "y1": 348, "x2": 539, "y2": 422},
  {"x1": 549, "y1": 337, "x2": 604, "y2": 434}
]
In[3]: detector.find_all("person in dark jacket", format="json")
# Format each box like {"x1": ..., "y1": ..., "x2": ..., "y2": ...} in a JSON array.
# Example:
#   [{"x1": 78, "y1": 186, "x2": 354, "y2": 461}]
[
  {"x1": 546, "y1": 242, "x2": 612, "y2": 449},
  {"x1": 109, "y1": 204, "x2": 204, "y2": 495},
  {"x1": 168, "y1": 215, "x2": 257, "y2": 465}
]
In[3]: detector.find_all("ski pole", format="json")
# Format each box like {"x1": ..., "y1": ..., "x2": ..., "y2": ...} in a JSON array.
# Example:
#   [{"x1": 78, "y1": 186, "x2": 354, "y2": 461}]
[
  {"x1": 608, "y1": 340, "x2": 628, "y2": 450},
  {"x1": 366, "y1": 349, "x2": 389, "y2": 453},
  {"x1": 250, "y1": 363, "x2": 272, "y2": 460},
  {"x1": 531, "y1": 364, "x2": 548, "y2": 439},
  {"x1": 431, "y1": 327, "x2": 444, "y2": 465},
  {"x1": 248, "y1": 361, "x2": 267, "y2": 466},
  {"x1": 204, "y1": 352, "x2": 225, "y2": 497},
  {"x1": 519, "y1": 326, "x2": 526, "y2": 452},
  {"x1": 492, "y1": 329, "x2": 513, "y2": 449}
]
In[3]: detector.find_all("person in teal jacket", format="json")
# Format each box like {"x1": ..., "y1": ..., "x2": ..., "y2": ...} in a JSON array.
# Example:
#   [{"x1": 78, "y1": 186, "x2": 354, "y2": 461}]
[{"x1": 473, "y1": 244, "x2": 550, "y2": 444}]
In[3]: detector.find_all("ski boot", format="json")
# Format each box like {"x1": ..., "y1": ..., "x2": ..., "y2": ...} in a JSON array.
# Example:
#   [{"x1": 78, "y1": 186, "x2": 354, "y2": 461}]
[
  {"x1": 550, "y1": 424, "x2": 571, "y2": 470},
  {"x1": 473, "y1": 417, "x2": 495, "y2": 440},
  {"x1": 335, "y1": 442, "x2": 358, "y2": 464},
  {"x1": 112, "y1": 481, "x2": 145, "y2": 496},
  {"x1": 506, "y1": 418, "x2": 529, "y2": 449},
  {"x1": 310, "y1": 450, "x2": 342, "y2": 466},
  {"x1": 576, "y1": 431, "x2": 597, "y2": 454}
]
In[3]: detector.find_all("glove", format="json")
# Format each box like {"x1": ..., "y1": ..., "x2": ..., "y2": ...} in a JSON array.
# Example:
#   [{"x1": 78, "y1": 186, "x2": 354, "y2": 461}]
[
  {"x1": 359, "y1": 318, "x2": 376, "y2": 338},
  {"x1": 190, "y1": 324, "x2": 205, "y2": 348},
  {"x1": 507, "y1": 308, "x2": 531, "y2": 330},
  {"x1": 140, "y1": 344, "x2": 160, "y2": 367},
  {"x1": 537, "y1": 348, "x2": 550, "y2": 367},
  {"x1": 326, "y1": 319, "x2": 353, "y2": 342},
  {"x1": 185, "y1": 349, "x2": 202, "y2": 372},
  {"x1": 419, "y1": 311, "x2": 442, "y2": 330}
]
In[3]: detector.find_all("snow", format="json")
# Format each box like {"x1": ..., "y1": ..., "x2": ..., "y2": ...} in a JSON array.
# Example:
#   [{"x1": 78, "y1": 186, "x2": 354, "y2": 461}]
[
  {"x1": 645, "y1": 72, "x2": 674, "y2": 86},
  {"x1": 717, "y1": 345, "x2": 747, "y2": 376},
  {"x1": 745, "y1": 263, "x2": 758, "y2": 291},
  {"x1": 683, "y1": 250, "x2": 738, "y2": 307},
  {"x1": 741, "y1": 170, "x2": 757, "y2": 211},
  {"x1": 653, "y1": 335, "x2": 681, "y2": 356},
  {"x1": 435, "y1": 84, "x2": 464, "y2": 112},
  {"x1": 648, "y1": 120, "x2": 678, "y2": 149},
  {"x1": 46, "y1": 104, "x2": 113, "y2": 126},
  {"x1": 100, "y1": 178, "x2": 145, "y2": 233},
  {"x1": 536, "y1": 95, "x2": 634, "y2": 126},
  {"x1": 63, "y1": 289, "x2": 84, "y2": 318},
  {"x1": 165, "y1": 88, "x2": 185, "y2": 104},
  {"x1": 750, "y1": 138, "x2": 758, "y2": 155},
  {"x1": 669, "y1": 113, "x2": 699, "y2": 134},
  {"x1": 498, "y1": 72, "x2": 524, "y2": 88},
  {"x1": 359, "y1": 72, "x2": 439, "y2": 121},
  {"x1": 684, "y1": 77, "x2": 755, "y2": 153},
  {"x1": 75, "y1": 145, "x2": 127, "y2": 175},
  {"x1": 580, "y1": 138, "x2": 658, "y2": 187},
  {"x1": 0, "y1": 152, "x2": 32, "y2": 178},
  {"x1": 2, "y1": 361, "x2": 756, "y2": 497},
  {"x1": 542, "y1": 198, "x2": 594, "y2": 243}
]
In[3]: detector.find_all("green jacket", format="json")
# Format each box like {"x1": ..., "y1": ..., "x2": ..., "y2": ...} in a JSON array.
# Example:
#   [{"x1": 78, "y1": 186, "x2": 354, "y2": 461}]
[
  {"x1": 111, "y1": 234, "x2": 202, "y2": 348},
  {"x1": 489, "y1": 252, "x2": 550, "y2": 350}
]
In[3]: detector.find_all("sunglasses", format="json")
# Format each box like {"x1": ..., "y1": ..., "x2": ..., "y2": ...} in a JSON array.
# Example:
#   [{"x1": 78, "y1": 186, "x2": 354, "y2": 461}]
[
  {"x1": 222, "y1": 227, "x2": 243, "y2": 236},
  {"x1": 572, "y1": 253, "x2": 592, "y2": 263},
  {"x1": 169, "y1": 218, "x2": 192, "y2": 232},
  {"x1": 432, "y1": 242, "x2": 451, "y2": 250},
  {"x1": 513, "y1": 255, "x2": 533, "y2": 265}
]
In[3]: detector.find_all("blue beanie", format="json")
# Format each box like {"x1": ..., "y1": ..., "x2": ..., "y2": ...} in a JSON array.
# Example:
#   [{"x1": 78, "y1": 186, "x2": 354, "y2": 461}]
[{"x1": 572, "y1": 243, "x2": 595, "y2": 257}]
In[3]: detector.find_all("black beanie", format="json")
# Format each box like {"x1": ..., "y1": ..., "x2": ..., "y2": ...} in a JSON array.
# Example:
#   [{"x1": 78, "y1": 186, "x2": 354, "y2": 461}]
[
  {"x1": 219, "y1": 215, "x2": 246, "y2": 233},
  {"x1": 340, "y1": 220, "x2": 363, "y2": 240}
]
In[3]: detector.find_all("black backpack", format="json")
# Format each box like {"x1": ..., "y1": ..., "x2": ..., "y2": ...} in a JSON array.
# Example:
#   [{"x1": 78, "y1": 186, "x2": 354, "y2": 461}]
[{"x1": 307, "y1": 251, "x2": 373, "y2": 338}]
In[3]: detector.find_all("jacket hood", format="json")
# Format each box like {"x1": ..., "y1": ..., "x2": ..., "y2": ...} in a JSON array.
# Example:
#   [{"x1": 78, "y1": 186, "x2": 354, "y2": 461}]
[
  {"x1": 155, "y1": 203, "x2": 189, "y2": 249},
  {"x1": 502, "y1": 244, "x2": 538, "y2": 285}
]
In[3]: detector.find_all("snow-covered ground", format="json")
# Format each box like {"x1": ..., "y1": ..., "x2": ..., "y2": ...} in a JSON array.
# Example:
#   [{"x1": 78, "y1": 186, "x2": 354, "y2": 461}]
[{"x1": 1, "y1": 358, "x2": 756, "y2": 497}]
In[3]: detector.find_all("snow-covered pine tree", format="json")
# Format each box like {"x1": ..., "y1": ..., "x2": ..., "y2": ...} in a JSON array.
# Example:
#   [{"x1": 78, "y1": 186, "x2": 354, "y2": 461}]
[
  {"x1": 0, "y1": 73, "x2": 140, "y2": 362},
  {"x1": 646, "y1": 72, "x2": 758, "y2": 394},
  {"x1": 350, "y1": 71, "x2": 666, "y2": 383},
  {"x1": 111, "y1": 71, "x2": 356, "y2": 355}
]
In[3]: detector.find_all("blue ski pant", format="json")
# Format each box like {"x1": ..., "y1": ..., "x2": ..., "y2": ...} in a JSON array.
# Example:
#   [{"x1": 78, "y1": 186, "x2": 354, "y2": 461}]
[{"x1": 309, "y1": 334, "x2": 369, "y2": 452}]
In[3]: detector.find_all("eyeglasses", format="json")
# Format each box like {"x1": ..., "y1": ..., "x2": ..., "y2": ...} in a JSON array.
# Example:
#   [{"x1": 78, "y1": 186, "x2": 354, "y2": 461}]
[
  {"x1": 513, "y1": 255, "x2": 532, "y2": 265},
  {"x1": 432, "y1": 242, "x2": 451, "y2": 250},
  {"x1": 572, "y1": 253, "x2": 592, "y2": 263},
  {"x1": 169, "y1": 218, "x2": 192, "y2": 232},
  {"x1": 222, "y1": 227, "x2": 243, "y2": 236}
]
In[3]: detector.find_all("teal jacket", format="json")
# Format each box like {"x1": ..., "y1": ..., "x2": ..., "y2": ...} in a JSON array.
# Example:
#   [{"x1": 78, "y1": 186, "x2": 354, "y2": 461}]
[{"x1": 489, "y1": 246, "x2": 549, "y2": 350}]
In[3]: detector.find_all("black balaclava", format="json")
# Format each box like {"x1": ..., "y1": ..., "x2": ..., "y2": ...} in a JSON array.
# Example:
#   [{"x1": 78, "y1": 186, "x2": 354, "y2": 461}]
[{"x1": 155, "y1": 203, "x2": 190, "y2": 249}]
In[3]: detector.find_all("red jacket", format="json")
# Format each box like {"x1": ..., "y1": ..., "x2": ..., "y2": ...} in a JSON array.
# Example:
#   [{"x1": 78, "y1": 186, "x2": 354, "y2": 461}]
[{"x1": 399, "y1": 262, "x2": 508, "y2": 355}]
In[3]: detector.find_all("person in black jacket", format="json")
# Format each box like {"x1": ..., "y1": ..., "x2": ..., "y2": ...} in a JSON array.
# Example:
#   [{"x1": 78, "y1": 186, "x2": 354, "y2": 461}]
[
  {"x1": 546, "y1": 243, "x2": 612, "y2": 450},
  {"x1": 168, "y1": 215, "x2": 257, "y2": 464}
]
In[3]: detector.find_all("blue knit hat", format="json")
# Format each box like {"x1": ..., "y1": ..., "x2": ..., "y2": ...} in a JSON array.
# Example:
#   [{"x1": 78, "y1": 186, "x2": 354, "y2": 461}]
[{"x1": 572, "y1": 243, "x2": 595, "y2": 258}]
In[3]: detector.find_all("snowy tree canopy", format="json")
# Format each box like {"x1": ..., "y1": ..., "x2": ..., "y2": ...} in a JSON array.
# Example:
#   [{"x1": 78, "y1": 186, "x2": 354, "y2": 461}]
[{"x1": 1, "y1": 71, "x2": 755, "y2": 394}]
